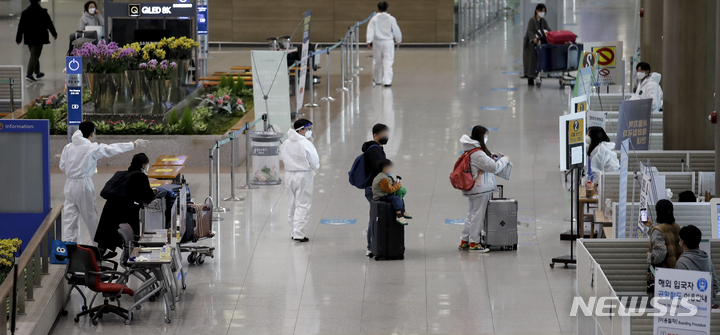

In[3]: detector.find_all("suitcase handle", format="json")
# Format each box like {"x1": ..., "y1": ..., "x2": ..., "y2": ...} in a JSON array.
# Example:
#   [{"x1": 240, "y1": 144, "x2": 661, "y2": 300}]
[{"x1": 492, "y1": 185, "x2": 504, "y2": 199}]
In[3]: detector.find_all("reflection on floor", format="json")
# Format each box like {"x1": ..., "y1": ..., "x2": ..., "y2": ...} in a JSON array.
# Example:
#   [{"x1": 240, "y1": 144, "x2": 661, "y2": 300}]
[{"x1": 27, "y1": 0, "x2": 642, "y2": 334}]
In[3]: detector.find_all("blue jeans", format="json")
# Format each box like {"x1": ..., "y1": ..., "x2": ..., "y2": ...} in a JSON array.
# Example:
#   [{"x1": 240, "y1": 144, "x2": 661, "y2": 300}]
[
  {"x1": 365, "y1": 187, "x2": 373, "y2": 250},
  {"x1": 379, "y1": 195, "x2": 405, "y2": 213}
]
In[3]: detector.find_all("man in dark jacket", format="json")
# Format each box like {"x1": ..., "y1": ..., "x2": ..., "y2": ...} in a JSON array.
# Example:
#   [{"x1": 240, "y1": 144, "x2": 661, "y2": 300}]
[
  {"x1": 676, "y1": 225, "x2": 720, "y2": 307},
  {"x1": 15, "y1": 0, "x2": 57, "y2": 82},
  {"x1": 362, "y1": 123, "x2": 389, "y2": 257}
]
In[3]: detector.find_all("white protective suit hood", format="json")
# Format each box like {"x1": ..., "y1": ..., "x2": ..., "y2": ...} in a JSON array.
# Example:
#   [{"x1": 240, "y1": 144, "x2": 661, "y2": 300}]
[
  {"x1": 631, "y1": 72, "x2": 663, "y2": 112},
  {"x1": 590, "y1": 141, "x2": 620, "y2": 173},
  {"x1": 279, "y1": 129, "x2": 320, "y2": 172},
  {"x1": 646, "y1": 72, "x2": 661, "y2": 84}
]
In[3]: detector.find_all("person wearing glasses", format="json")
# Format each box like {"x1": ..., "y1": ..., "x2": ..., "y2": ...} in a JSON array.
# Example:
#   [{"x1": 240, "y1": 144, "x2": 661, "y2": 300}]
[{"x1": 279, "y1": 119, "x2": 320, "y2": 242}]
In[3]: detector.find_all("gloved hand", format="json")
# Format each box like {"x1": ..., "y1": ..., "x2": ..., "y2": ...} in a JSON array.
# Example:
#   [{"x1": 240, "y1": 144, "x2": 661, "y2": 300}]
[{"x1": 134, "y1": 139, "x2": 149, "y2": 148}]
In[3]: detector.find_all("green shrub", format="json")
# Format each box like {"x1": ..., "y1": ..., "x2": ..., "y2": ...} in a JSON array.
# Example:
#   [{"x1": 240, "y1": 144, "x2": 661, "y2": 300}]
[
  {"x1": 219, "y1": 74, "x2": 228, "y2": 89},
  {"x1": 166, "y1": 123, "x2": 182, "y2": 134},
  {"x1": 93, "y1": 121, "x2": 111, "y2": 134},
  {"x1": 233, "y1": 78, "x2": 246, "y2": 96},
  {"x1": 168, "y1": 110, "x2": 179, "y2": 125},
  {"x1": 55, "y1": 120, "x2": 68, "y2": 134},
  {"x1": 130, "y1": 121, "x2": 149, "y2": 134},
  {"x1": 179, "y1": 108, "x2": 193, "y2": 134},
  {"x1": 113, "y1": 121, "x2": 131, "y2": 135},
  {"x1": 149, "y1": 123, "x2": 165, "y2": 134}
]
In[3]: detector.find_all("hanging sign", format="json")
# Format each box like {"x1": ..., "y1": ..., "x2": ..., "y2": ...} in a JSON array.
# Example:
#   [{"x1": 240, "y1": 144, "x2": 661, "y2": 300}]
[{"x1": 296, "y1": 10, "x2": 312, "y2": 108}]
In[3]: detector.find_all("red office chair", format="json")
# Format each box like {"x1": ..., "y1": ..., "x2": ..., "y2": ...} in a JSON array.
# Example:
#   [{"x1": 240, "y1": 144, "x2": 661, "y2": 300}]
[{"x1": 73, "y1": 245, "x2": 135, "y2": 325}]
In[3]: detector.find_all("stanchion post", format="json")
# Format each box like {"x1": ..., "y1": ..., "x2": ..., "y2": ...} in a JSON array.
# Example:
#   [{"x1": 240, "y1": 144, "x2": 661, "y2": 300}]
[
  {"x1": 223, "y1": 135, "x2": 244, "y2": 201},
  {"x1": 303, "y1": 59, "x2": 320, "y2": 107},
  {"x1": 345, "y1": 32, "x2": 354, "y2": 83},
  {"x1": 214, "y1": 143, "x2": 228, "y2": 213},
  {"x1": 208, "y1": 148, "x2": 214, "y2": 204},
  {"x1": 355, "y1": 24, "x2": 363, "y2": 71},
  {"x1": 238, "y1": 123, "x2": 259, "y2": 189},
  {"x1": 335, "y1": 40, "x2": 348, "y2": 91},
  {"x1": 321, "y1": 49, "x2": 335, "y2": 101}
]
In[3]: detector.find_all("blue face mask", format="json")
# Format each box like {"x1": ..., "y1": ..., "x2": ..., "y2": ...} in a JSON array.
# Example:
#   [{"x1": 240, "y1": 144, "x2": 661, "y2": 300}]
[{"x1": 386, "y1": 172, "x2": 392, "y2": 177}]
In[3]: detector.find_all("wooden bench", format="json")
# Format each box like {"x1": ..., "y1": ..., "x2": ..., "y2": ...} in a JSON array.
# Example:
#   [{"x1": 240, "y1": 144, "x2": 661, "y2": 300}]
[
  {"x1": 199, "y1": 77, "x2": 253, "y2": 87},
  {"x1": 211, "y1": 72, "x2": 252, "y2": 77},
  {"x1": 230, "y1": 66, "x2": 252, "y2": 71}
]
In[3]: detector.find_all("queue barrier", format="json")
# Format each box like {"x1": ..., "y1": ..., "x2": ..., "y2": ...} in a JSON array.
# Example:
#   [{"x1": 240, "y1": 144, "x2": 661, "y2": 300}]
[
  {"x1": 598, "y1": 171, "x2": 695, "y2": 204},
  {"x1": 611, "y1": 202, "x2": 711, "y2": 239},
  {"x1": 578, "y1": 239, "x2": 720, "y2": 334},
  {"x1": 607, "y1": 150, "x2": 715, "y2": 194}
]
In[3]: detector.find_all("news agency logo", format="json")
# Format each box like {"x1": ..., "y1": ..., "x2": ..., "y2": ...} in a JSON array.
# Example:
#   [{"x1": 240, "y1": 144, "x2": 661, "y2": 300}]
[{"x1": 570, "y1": 296, "x2": 699, "y2": 317}]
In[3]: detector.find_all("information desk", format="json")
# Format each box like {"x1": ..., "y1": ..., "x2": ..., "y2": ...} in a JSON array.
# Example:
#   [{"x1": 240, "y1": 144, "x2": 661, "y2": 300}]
[{"x1": 127, "y1": 247, "x2": 174, "y2": 324}]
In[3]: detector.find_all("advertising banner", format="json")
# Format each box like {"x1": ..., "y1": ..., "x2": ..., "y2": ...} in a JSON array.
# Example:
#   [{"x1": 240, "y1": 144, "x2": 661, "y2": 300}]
[
  {"x1": 296, "y1": 10, "x2": 312, "y2": 109},
  {"x1": 654, "y1": 267, "x2": 711, "y2": 335},
  {"x1": 614, "y1": 99, "x2": 652, "y2": 150},
  {"x1": 584, "y1": 41, "x2": 623, "y2": 86},
  {"x1": 251, "y1": 50, "x2": 292, "y2": 137}
]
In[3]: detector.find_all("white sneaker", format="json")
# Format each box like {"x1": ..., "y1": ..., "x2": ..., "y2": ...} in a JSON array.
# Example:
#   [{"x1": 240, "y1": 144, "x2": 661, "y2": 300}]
[{"x1": 366, "y1": 249, "x2": 373, "y2": 258}]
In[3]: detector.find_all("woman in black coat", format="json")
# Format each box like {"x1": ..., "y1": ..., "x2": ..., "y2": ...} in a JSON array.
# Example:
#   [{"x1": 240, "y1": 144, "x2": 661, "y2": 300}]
[{"x1": 94, "y1": 153, "x2": 156, "y2": 254}]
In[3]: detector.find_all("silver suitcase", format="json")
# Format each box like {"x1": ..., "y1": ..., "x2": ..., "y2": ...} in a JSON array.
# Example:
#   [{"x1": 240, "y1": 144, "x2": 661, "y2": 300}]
[
  {"x1": 141, "y1": 197, "x2": 167, "y2": 230},
  {"x1": 483, "y1": 185, "x2": 518, "y2": 250}
]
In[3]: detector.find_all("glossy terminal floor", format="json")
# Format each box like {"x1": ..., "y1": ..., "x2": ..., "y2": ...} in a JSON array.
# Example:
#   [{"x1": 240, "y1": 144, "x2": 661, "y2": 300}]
[{"x1": 0, "y1": 0, "x2": 638, "y2": 333}]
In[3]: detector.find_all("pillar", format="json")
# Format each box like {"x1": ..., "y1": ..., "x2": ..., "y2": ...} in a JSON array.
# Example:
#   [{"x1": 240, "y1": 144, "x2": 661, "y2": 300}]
[
  {"x1": 715, "y1": 0, "x2": 720, "y2": 197},
  {"x1": 662, "y1": 0, "x2": 716, "y2": 150},
  {"x1": 640, "y1": 0, "x2": 663, "y2": 75}
]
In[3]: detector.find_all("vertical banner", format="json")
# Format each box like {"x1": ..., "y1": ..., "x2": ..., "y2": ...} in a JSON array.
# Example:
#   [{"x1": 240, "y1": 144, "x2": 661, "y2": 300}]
[
  {"x1": 196, "y1": 5, "x2": 208, "y2": 35},
  {"x1": 614, "y1": 99, "x2": 652, "y2": 150},
  {"x1": 617, "y1": 138, "x2": 629, "y2": 238},
  {"x1": 251, "y1": 50, "x2": 292, "y2": 137},
  {"x1": 654, "y1": 268, "x2": 711, "y2": 335},
  {"x1": 296, "y1": 10, "x2": 312, "y2": 109},
  {"x1": 66, "y1": 56, "x2": 83, "y2": 142},
  {"x1": 584, "y1": 41, "x2": 623, "y2": 86}
]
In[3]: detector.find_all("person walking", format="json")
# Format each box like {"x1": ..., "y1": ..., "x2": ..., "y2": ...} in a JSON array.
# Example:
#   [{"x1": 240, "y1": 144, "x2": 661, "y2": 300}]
[
  {"x1": 60, "y1": 121, "x2": 148, "y2": 243},
  {"x1": 15, "y1": 0, "x2": 57, "y2": 82},
  {"x1": 79, "y1": 1, "x2": 104, "y2": 32},
  {"x1": 362, "y1": 123, "x2": 389, "y2": 256},
  {"x1": 523, "y1": 3, "x2": 550, "y2": 85},
  {"x1": 366, "y1": 1, "x2": 402, "y2": 87},
  {"x1": 279, "y1": 119, "x2": 320, "y2": 242},
  {"x1": 458, "y1": 126, "x2": 510, "y2": 253}
]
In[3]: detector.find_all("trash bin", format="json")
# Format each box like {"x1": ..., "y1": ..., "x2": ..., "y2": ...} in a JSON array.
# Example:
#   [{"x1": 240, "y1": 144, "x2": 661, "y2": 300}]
[{"x1": 249, "y1": 131, "x2": 283, "y2": 185}]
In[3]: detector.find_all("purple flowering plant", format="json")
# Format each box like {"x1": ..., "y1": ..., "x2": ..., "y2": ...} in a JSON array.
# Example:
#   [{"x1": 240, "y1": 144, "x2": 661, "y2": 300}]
[
  {"x1": 70, "y1": 40, "x2": 136, "y2": 73},
  {"x1": 140, "y1": 59, "x2": 177, "y2": 80}
]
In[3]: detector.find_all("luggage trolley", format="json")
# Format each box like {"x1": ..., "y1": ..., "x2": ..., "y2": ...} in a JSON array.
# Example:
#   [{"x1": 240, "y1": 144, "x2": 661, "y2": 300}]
[
  {"x1": 534, "y1": 43, "x2": 583, "y2": 89},
  {"x1": 178, "y1": 195, "x2": 216, "y2": 266}
]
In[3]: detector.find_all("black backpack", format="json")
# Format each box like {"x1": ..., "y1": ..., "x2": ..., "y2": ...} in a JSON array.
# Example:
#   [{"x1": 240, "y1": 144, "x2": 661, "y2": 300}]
[{"x1": 100, "y1": 171, "x2": 133, "y2": 200}]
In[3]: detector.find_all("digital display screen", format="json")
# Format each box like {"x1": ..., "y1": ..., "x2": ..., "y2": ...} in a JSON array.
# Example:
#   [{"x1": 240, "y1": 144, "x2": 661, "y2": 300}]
[{"x1": 0, "y1": 133, "x2": 43, "y2": 213}]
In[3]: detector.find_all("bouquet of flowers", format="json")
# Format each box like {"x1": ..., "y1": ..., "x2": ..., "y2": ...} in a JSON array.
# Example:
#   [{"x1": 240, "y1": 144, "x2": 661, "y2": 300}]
[
  {"x1": 139, "y1": 59, "x2": 177, "y2": 80},
  {"x1": 70, "y1": 40, "x2": 135, "y2": 73},
  {"x1": 157, "y1": 36, "x2": 200, "y2": 60}
]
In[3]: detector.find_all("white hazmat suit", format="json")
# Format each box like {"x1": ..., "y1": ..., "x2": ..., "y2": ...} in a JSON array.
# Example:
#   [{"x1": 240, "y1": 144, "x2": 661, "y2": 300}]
[
  {"x1": 59, "y1": 130, "x2": 141, "y2": 243},
  {"x1": 590, "y1": 142, "x2": 620, "y2": 174},
  {"x1": 630, "y1": 72, "x2": 663, "y2": 112},
  {"x1": 366, "y1": 12, "x2": 402, "y2": 86},
  {"x1": 279, "y1": 128, "x2": 320, "y2": 239}
]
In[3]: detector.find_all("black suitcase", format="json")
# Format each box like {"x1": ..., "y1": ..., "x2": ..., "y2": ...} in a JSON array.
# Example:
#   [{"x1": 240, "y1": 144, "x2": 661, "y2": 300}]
[{"x1": 370, "y1": 200, "x2": 405, "y2": 260}]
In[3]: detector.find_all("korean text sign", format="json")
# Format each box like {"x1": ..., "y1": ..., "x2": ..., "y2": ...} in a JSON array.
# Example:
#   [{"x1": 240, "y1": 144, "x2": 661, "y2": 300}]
[
  {"x1": 654, "y1": 267, "x2": 711, "y2": 335},
  {"x1": 614, "y1": 99, "x2": 652, "y2": 150}
]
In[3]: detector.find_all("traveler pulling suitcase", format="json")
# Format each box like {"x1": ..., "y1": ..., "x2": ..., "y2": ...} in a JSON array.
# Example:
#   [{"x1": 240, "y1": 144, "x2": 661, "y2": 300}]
[
  {"x1": 483, "y1": 185, "x2": 518, "y2": 251},
  {"x1": 370, "y1": 200, "x2": 405, "y2": 260},
  {"x1": 546, "y1": 30, "x2": 577, "y2": 44}
]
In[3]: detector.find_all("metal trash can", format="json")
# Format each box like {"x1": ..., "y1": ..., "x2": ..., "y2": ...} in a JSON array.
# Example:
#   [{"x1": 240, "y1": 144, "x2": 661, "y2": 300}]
[{"x1": 249, "y1": 131, "x2": 283, "y2": 185}]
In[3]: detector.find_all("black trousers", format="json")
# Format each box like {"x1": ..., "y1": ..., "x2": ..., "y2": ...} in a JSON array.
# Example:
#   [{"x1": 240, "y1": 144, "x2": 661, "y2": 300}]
[{"x1": 27, "y1": 44, "x2": 43, "y2": 76}]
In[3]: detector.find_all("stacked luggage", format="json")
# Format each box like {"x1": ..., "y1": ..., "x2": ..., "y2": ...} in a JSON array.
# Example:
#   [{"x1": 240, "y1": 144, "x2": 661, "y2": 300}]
[{"x1": 370, "y1": 200, "x2": 405, "y2": 261}]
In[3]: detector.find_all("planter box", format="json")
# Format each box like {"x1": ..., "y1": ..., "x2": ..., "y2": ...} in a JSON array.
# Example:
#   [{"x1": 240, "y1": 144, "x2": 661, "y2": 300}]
[{"x1": 50, "y1": 134, "x2": 247, "y2": 167}]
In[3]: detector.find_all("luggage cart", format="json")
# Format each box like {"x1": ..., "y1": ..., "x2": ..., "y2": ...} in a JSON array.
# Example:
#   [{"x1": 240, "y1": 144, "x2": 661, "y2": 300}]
[
  {"x1": 178, "y1": 195, "x2": 215, "y2": 266},
  {"x1": 535, "y1": 43, "x2": 582, "y2": 89}
]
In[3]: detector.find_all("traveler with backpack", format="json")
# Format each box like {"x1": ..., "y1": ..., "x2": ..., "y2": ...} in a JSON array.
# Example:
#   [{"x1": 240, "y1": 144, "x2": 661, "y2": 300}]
[
  {"x1": 348, "y1": 123, "x2": 389, "y2": 257},
  {"x1": 454, "y1": 126, "x2": 510, "y2": 252}
]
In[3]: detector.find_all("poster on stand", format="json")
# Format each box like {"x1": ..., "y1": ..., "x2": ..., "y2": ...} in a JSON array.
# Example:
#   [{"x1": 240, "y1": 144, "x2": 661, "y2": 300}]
[
  {"x1": 584, "y1": 41, "x2": 623, "y2": 86},
  {"x1": 586, "y1": 110, "x2": 605, "y2": 129},
  {"x1": 558, "y1": 112, "x2": 586, "y2": 171},
  {"x1": 296, "y1": 10, "x2": 312, "y2": 109},
  {"x1": 573, "y1": 67, "x2": 594, "y2": 98},
  {"x1": 614, "y1": 99, "x2": 652, "y2": 150},
  {"x1": 251, "y1": 50, "x2": 292, "y2": 138},
  {"x1": 654, "y1": 267, "x2": 711, "y2": 335}
]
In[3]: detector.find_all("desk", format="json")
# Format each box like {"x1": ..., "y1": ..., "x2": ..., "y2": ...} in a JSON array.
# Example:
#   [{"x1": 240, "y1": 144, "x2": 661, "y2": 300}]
[
  {"x1": 127, "y1": 248, "x2": 173, "y2": 324},
  {"x1": 153, "y1": 155, "x2": 189, "y2": 167},
  {"x1": 578, "y1": 187, "x2": 599, "y2": 239},
  {"x1": 591, "y1": 210, "x2": 612, "y2": 239}
]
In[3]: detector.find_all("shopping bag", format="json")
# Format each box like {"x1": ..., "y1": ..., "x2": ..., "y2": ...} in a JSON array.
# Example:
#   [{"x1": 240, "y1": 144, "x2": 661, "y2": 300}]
[{"x1": 50, "y1": 240, "x2": 76, "y2": 264}]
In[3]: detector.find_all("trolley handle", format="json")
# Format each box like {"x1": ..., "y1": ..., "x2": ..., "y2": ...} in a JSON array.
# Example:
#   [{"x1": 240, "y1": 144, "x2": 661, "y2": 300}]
[{"x1": 566, "y1": 43, "x2": 579, "y2": 71}]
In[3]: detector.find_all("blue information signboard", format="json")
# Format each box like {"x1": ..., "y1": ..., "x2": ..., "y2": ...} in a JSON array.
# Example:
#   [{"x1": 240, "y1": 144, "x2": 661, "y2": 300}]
[
  {"x1": 66, "y1": 57, "x2": 83, "y2": 127},
  {"x1": 197, "y1": 5, "x2": 208, "y2": 35}
]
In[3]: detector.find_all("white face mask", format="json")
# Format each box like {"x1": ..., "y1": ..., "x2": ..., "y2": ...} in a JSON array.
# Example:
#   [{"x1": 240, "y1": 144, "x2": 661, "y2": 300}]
[
  {"x1": 141, "y1": 166, "x2": 148, "y2": 175},
  {"x1": 585, "y1": 135, "x2": 591, "y2": 144},
  {"x1": 304, "y1": 130, "x2": 313, "y2": 139},
  {"x1": 636, "y1": 72, "x2": 646, "y2": 80},
  {"x1": 484, "y1": 135, "x2": 488, "y2": 144},
  {"x1": 88, "y1": 7, "x2": 96, "y2": 14},
  {"x1": 538, "y1": 11, "x2": 546, "y2": 18}
]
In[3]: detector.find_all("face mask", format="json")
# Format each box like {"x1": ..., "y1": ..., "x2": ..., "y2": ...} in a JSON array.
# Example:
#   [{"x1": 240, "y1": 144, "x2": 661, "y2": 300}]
[
  {"x1": 89, "y1": 7, "x2": 95, "y2": 14},
  {"x1": 484, "y1": 135, "x2": 488, "y2": 144},
  {"x1": 585, "y1": 135, "x2": 591, "y2": 144},
  {"x1": 538, "y1": 11, "x2": 546, "y2": 18},
  {"x1": 636, "y1": 72, "x2": 646, "y2": 80},
  {"x1": 141, "y1": 167, "x2": 148, "y2": 175},
  {"x1": 378, "y1": 137, "x2": 389, "y2": 145},
  {"x1": 304, "y1": 130, "x2": 313, "y2": 139}
]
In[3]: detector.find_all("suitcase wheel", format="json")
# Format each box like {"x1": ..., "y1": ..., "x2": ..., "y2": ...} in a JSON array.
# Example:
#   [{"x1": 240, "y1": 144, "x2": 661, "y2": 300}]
[{"x1": 513, "y1": 244, "x2": 517, "y2": 251}]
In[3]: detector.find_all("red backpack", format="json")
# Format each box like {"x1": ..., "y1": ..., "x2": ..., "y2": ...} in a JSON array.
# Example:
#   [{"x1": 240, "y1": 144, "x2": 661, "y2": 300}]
[{"x1": 450, "y1": 148, "x2": 482, "y2": 191}]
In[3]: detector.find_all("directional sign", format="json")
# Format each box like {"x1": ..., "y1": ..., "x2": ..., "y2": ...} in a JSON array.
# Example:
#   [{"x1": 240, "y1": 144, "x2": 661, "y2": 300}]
[
  {"x1": 320, "y1": 219, "x2": 356, "y2": 225},
  {"x1": 66, "y1": 57, "x2": 83, "y2": 131},
  {"x1": 445, "y1": 219, "x2": 465, "y2": 225}
]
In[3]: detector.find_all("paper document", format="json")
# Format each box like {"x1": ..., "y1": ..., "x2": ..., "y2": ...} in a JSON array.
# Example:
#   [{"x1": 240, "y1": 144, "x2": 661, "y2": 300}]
[{"x1": 496, "y1": 161, "x2": 513, "y2": 180}]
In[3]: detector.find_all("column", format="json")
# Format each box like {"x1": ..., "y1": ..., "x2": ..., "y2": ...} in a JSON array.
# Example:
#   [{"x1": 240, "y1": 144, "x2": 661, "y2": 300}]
[
  {"x1": 662, "y1": 0, "x2": 716, "y2": 150},
  {"x1": 640, "y1": 0, "x2": 663, "y2": 75},
  {"x1": 715, "y1": 0, "x2": 720, "y2": 196}
]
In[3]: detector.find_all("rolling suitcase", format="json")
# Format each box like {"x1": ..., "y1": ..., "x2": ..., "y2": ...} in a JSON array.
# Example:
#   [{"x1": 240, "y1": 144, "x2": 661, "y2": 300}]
[
  {"x1": 188, "y1": 198, "x2": 214, "y2": 240},
  {"x1": 536, "y1": 44, "x2": 553, "y2": 73},
  {"x1": 483, "y1": 185, "x2": 518, "y2": 251},
  {"x1": 370, "y1": 200, "x2": 405, "y2": 260},
  {"x1": 546, "y1": 30, "x2": 576, "y2": 44}
]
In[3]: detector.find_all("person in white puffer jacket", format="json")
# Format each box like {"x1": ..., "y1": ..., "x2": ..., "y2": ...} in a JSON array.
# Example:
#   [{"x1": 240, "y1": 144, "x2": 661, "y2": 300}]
[
  {"x1": 630, "y1": 62, "x2": 663, "y2": 113},
  {"x1": 458, "y1": 126, "x2": 510, "y2": 253}
]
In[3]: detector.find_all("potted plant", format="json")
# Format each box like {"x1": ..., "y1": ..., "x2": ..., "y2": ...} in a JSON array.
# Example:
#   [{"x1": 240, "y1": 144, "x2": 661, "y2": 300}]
[
  {"x1": 71, "y1": 41, "x2": 135, "y2": 113},
  {"x1": 123, "y1": 42, "x2": 159, "y2": 110},
  {"x1": 140, "y1": 59, "x2": 176, "y2": 114},
  {"x1": 157, "y1": 37, "x2": 200, "y2": 102}
]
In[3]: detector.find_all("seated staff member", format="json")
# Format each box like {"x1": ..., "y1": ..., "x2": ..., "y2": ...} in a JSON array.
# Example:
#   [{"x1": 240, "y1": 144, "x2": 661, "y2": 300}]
[
  {"x1": 587, "y1": 126, "x2": 619, "y2": 178},
  {"x1": 95, "y1": 153, "x2": 156, "y2": 255},
  {"x1": 676, "y1": 224, "x2": 720, "y2": 307},
  {"x1": 629, "y1": 62, "x2": 663, "y2": 112}
]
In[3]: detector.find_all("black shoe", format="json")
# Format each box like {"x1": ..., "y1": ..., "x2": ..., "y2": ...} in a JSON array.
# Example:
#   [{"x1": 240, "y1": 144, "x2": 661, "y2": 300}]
[
  {"x1": 35, "y1": 73, "x2": 45, "y2": 79},
  {"x1": 25, "y1": 75, "x2": 36, "y2": 82},
  {"x1": 527, "y1": 78, "x2": 534, "y2": 86},
  {"x1": 383, "y1": 84, "x2": 392, "y2": 87},
  {"x1": 294, "y1": 237, "x2": 309, "y2": 242}
]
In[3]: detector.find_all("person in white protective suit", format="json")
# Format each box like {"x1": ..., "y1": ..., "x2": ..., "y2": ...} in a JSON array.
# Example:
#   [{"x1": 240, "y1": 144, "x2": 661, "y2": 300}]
[
  {"x1": 629, "y1": 62, "x2": 663, "y2": 112},
  {"x1": 587, "y1": 126, "x2": 619, "y2": 179},
  {"x1": 366, "y1": 1, "x2": 402, "y2": 87},
  {"x1": 59, "y1": 121, "x2": 148, "y2": 244},
  {"x1": 279, "y1": 119, "x2": 320, "y2": 242}
]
